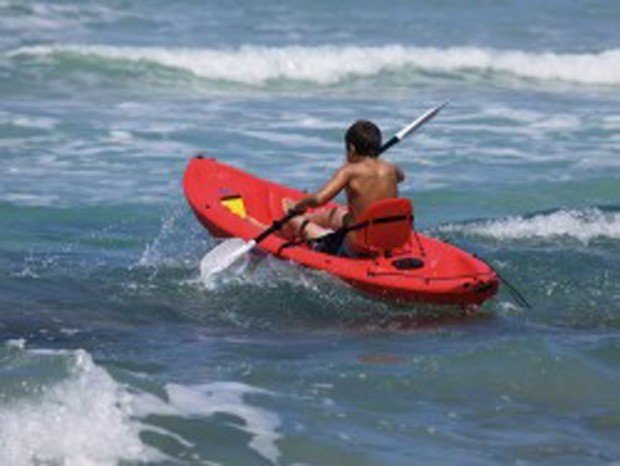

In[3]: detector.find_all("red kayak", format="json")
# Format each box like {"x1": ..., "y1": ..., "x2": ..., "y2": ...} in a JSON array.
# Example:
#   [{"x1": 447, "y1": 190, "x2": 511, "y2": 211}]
[{"x1": 184, "y1": 156, "x2": 499, "y2": 305}]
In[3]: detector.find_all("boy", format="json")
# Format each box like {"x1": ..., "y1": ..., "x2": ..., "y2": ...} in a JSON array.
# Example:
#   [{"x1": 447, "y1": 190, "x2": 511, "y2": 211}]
[{"x1": 283, "y1": 120, "x2": 405, "y2": 256}]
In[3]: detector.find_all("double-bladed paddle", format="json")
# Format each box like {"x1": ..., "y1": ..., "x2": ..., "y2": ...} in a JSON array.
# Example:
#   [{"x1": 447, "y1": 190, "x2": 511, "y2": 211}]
[{"x1": 200, "y1": 101, "x2": 449, "y2": 280}]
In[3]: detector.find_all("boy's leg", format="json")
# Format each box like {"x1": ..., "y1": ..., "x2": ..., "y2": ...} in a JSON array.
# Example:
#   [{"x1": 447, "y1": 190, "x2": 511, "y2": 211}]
[
  {"x1": 281, "y1": 199, "x2": 343, "y2": 241},
  {"x1": 304, "y1": 206, "x2": 347, "y2": 230},
  {"x1": 248, "y1": 213, "x2": 328, "y2": 241},
  {"x1": 284, "y1": 215, "x2": 332, "y2": 241}
]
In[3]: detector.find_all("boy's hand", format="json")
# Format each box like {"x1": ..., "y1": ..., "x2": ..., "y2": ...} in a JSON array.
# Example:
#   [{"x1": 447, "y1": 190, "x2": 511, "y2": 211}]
[
  {"x1": 293, "y1": 204, "x2": 308, "y2": 215},
  {"x1": 290, "y1": 201, "x2": 308, "y2": 215},
  {"x1": 283, "y1": 198, "x2": 307, "y2": 215}
]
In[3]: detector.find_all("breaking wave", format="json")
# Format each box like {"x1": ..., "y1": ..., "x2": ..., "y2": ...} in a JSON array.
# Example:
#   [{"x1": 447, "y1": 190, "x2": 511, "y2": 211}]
[
  {"x1": 0, "y1": 341, "x2": 284, "y2": 464},
  {"x1": 9, "y1": 43, "x2": 620, "y2": 86},
  {"x1": 437, "y1": 208, "x2": 620, "y2": 244},
  {"x1": 0, "y1": 343, "x2": 156, "y2": 465}
]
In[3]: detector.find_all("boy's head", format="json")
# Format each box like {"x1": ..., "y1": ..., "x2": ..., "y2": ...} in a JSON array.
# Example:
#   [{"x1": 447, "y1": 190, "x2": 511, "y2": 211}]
[{"x1": 345, "y1": 120, "x2": 382, "y2": 158}]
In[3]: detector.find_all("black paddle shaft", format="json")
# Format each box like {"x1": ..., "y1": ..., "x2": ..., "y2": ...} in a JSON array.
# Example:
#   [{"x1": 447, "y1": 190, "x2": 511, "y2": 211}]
[
  {"x1": 379, "y1": 136, "x2": 399, "y2": 155},
  {"x1": 253, "y1": 209, "x2": 301, "y2": 244}
]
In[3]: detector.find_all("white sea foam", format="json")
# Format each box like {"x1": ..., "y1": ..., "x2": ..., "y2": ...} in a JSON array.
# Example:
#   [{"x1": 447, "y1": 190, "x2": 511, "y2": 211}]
[
  {"x1": 0, "y1": 347, "x2": 156, "y2": 465},
  {"x1": 9, "y1": 44, "x2": 620, "y2": 86},
  {"x1": 0, "y1": 2, "x2": 122, "y2": 31},
  {"x1": 479, "y1": 105, "x2": 583, "y2": 131},
  {"x1": 5, "y1": 338, "x2": 26, "y2": 350},
  {"x1": 279, "y1": 115, "x2": 343, "y2": 130},
  {"x1": 243, "y1": 129, "x2": 333, "y2": 147},
  {"x1": 1, "y1": 115, "x2": 58, "y2": 130},
  {"x1": 170, "y1": 382, "x2": 281, "y2": 464},
  {"x1": 602, "y1": 115, "x2": 620, "y2": 130},
  {"x1": 107, "y1": 129, "x2": 133, "y2": 143},
  {"x1": 439, "y1": 208, "x2": 620, "y2": 244},
  {"x1": 3, "y1": 192, "x2": 60, "y2": 207},
  {"x1": 135, "y1": 381, "x2": 282, "y2": 464}
]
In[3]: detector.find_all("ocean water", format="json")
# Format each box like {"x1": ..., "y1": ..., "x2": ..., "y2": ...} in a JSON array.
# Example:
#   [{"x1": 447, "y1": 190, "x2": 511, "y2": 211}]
[{"x1": 1, "y1": 0, "x2": 619, "y2": 464}]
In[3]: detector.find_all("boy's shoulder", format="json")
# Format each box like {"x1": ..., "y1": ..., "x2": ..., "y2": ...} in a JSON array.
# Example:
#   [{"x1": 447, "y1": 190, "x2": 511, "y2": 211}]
[{"x1": 342, "y1": 158, "x2": 397, "y2": 178}]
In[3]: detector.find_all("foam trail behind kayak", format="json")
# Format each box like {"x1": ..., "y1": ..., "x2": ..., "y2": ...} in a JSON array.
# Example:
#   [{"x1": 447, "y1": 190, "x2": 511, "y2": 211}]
[{"x1": 200, "y1": 238, "x2": 254, "y2": 286}]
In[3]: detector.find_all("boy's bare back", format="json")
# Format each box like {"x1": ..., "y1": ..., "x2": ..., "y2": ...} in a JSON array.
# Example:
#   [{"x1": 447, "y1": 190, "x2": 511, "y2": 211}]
[{"x1": 343, "y1": 157, "x2": 404, "y2": 223}]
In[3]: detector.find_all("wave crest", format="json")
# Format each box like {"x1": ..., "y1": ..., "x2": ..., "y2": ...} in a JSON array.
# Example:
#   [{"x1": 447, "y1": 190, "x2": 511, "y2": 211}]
[
  {"x1": 438, "y1": 208, "x2": 620, "y2": 244},
  {"x1": 10, "y1": 44, "x2": 620, "y2": 86}
]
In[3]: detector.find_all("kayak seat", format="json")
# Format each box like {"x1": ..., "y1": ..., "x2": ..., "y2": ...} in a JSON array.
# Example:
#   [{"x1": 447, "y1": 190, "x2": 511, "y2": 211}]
[{"x1": 348, "y1": 198, "x2": 413, "y2": 257}]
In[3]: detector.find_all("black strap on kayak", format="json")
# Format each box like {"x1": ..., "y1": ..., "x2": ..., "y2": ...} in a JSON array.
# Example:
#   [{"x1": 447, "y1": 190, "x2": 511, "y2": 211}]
[
  {"x1": 341, "y1": 213, "x2": 427, "y2": 256},
  {"x1": 277, "y1": 213, "x2": 415, "y2": 255},
  {"x1": 341, "y1": 214, "x2": 413, "y2": 234},
  {"x1": 276, "y1": 239, "x2": 306, "y2": 255}
]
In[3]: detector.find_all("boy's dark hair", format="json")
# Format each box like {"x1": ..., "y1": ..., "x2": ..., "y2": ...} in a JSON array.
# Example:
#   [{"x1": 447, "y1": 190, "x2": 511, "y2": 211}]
[{"x1": 345, "y1": 120, "x2": 382, "y2": 157}]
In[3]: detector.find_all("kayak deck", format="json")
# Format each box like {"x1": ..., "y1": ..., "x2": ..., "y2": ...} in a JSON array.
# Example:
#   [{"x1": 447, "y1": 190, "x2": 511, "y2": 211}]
[{"x1": 184, "y1": 156, "x2": 499, "y2": 305}]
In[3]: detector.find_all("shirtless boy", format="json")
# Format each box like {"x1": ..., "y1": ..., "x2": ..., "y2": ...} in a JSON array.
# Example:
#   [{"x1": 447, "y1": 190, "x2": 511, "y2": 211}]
[{"x1": 283, "y1": 120, "x2": 405, "y2": 256}]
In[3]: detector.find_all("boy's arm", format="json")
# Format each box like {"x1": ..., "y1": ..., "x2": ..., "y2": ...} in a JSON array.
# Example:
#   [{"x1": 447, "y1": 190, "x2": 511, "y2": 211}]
[
  {"x1": 293, "y1": 166, "x2": 351, "y2": 213},
  {"x1": 396, "y1": 165, "x2": 405, "y2": 183}
]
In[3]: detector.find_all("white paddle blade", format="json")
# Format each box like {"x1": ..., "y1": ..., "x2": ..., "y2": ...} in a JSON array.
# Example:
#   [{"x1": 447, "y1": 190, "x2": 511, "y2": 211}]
[
  {"x1": 395, "y1": 101, "x2": 449, "y2": 140},
  {"x1": 200, "y1": 238, "x2": 255, "y2": 281}
]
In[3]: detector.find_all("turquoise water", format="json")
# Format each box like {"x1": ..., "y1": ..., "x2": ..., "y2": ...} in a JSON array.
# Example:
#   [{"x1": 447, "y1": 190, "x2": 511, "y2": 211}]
[{"x1": 1, "y1": 1, "x2": 619, "y2": 464}]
